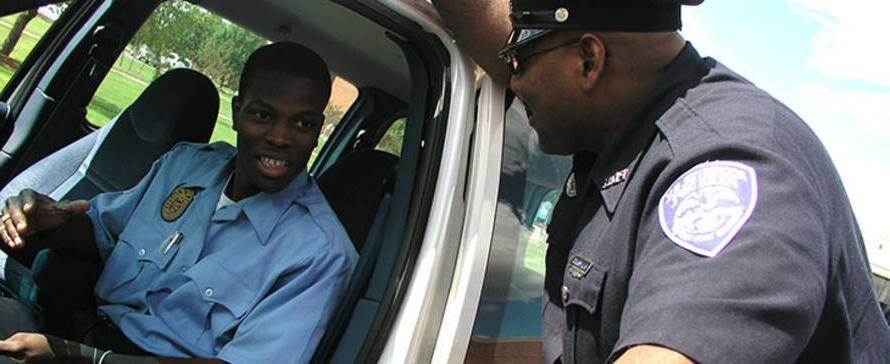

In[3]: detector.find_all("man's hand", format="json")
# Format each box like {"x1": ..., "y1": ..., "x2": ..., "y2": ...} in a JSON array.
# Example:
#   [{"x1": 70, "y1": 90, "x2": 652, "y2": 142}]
[
  {"x1": 0, "y1": 333, "x2": 55, "y2": 363},
  {"x1": 1, "y1": 189, "x2": 89, "y2": 250}
]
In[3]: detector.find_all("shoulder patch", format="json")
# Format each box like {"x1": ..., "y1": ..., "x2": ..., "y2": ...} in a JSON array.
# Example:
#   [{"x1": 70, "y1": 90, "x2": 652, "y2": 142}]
[{"x1": 658, "y1": 161, "x2": 758, "y2": 257}]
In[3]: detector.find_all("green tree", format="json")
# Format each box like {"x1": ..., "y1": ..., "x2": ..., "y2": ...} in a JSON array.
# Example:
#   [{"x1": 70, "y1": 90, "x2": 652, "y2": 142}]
[
  {"x1": 130, "y1": 0, "x2": 265, "y2": 85},
  {"x1": 193, "y1": 22, "x2": 266, "y2": 90}
]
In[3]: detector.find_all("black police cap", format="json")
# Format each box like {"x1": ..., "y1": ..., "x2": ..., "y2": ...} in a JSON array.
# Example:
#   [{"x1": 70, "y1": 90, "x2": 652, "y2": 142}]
[
  {"x1": 510, "y1": 0, "x2": 703, "y2": 32},
  {"x1": 503, "y1": 0, "x2": 703, "y2": 54}
]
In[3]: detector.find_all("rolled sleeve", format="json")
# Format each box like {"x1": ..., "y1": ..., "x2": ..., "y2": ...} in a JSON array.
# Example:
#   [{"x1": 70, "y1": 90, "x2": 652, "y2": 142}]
[
  {"x1": 614, "y1": 149, "x2": 828, "y2": 363},
  {"x1": 217, "y1": 248, "x2": 352, "y2": 364}
]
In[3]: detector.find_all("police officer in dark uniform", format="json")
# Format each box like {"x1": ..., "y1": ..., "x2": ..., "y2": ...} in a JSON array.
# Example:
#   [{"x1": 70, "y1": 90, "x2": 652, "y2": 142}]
[{"x1": 433, "y1": 0, "x2": 890, "y2": 362}]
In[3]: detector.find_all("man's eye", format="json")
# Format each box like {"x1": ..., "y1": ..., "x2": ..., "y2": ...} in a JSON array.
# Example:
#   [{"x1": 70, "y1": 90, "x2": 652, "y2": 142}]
[
  {"x1": 295, "y1": 119, "x2": 318, "y2": 131},
  {"x1": 250, "y1": 110, "x2": 272, "y2": 120}
]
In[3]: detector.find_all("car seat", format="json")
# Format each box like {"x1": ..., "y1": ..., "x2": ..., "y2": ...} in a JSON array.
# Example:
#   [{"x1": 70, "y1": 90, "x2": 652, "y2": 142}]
[{"x1": 314, "y1": 149, "x2": 399, "y2": 362}]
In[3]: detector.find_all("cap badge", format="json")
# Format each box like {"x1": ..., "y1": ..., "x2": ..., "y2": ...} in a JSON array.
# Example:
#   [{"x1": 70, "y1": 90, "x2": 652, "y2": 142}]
[
  {"x1": 658, "y1": 161, "x2": 758, "y2": 257},
  {"x1": 554, "y1": 7, "x2": 569, "y2": 23},
  {"x1": 565, "y1": 172, "x2": 577, "y2": 198},
  {"x1": 162, "y1": 187, "x2": 197, "y2": 222}
]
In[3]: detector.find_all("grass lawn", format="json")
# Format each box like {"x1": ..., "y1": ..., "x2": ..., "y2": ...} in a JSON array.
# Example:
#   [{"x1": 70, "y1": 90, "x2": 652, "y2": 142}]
[
  {"x1": 524, "y1": 227, "x2": 548, "y2": 277},
  {"x1": 0, "y1": 67, "x2": 12, "y2": 87},
  {"x1": 0, "y1": 25, "x2": 42, "y2": 63},
  {"x1": 86, "y1": 70, "x2": 147, "y2": 126}
]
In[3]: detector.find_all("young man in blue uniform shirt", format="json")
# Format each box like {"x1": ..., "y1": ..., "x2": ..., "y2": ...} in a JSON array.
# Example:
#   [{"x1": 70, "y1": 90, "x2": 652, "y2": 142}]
[
  {"x1": 0, "y1": 42, "x2": 357, "y2": 364},
  {"x1": 434, "y1": 0, "x2": 890, "y2": 363}
]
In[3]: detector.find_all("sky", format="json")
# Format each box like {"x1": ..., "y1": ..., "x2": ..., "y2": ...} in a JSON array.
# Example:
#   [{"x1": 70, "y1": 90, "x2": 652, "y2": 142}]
[{"x1": 680, "y1": 1, "x2": 890, "y2": 271}]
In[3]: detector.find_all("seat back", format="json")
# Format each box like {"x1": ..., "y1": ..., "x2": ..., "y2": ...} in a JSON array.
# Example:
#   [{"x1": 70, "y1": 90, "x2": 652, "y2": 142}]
[
  {"x1": 317, "y1": 150, "x2": 399, "y2": 251},
  {"x1": 313, "y1": 149, "x2": 399, "y2": 362}
]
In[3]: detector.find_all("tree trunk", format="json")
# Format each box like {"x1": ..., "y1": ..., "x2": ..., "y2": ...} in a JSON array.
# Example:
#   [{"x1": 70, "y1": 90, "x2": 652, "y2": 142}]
[{"x1": 1, "y1": 9, "x2": 39, "y2": 57}]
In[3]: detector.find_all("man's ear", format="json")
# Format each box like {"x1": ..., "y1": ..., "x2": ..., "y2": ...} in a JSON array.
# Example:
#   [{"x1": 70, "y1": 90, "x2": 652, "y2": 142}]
[
  {"x1": 231, "y1": 95, "x2": 241, "y2": 131},
  {"x1": 577, "y1": 33, "x2": 606, "y2": 92}
]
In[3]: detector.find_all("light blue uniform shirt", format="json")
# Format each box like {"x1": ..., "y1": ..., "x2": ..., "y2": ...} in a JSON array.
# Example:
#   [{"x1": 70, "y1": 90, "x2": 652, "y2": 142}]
[{"x1": 88, "y1": 142, "x2": 357, "y2": 363}]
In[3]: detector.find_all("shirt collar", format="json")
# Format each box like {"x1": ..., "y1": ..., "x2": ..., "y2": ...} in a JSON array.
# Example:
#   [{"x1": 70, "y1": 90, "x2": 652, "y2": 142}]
[
  {"x1": 211, "y1": 170, "x2": 311, "y2": 245},
  {"x1": 180, "y1": 145, "x2": 236, "y2": 190},
  {"x1": 591, "y1": 43, "x2": 710, "y2": 214}
]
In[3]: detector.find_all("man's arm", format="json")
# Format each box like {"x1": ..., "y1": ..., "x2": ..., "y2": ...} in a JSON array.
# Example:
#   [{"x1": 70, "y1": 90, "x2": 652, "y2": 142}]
[
  {"x1": 614, "y1": 345, "x2": 694, "y2": 364},
  {"x1": 0, "y1": 333, "x2": 227, "y2": 363},
  {"x1": 431, "y1": 0, "x2": 512, "y2": 85},
  {"x1": 1, "y1": 189, "x2": 98, "y2": 262}
]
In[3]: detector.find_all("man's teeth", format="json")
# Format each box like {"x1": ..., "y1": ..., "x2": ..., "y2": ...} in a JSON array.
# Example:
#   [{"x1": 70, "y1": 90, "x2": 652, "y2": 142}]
[{"x1": 260, "y1": 156, "x2": 287, "y2": 168}]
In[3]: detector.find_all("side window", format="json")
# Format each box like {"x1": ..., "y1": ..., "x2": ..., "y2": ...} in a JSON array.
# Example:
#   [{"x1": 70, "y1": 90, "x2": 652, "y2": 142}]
[
  {"x1": 465, "y1": 98, "x2": 571, "y2": 363},
  {"x1": 310, "y1": 76, "x2": 358, "y2": 165},
  {"x1": 85, "y1": 0, "x2": 268, "y2": 142},
  {"x1": 375, "y1": 116, "x2": 405, "y2": 156},
  {"x1": 0, "y1": 3, "x2": 71, "y2": 92},
  {"x1": 84, "y1": 0, "x2": 358, "y2": 156}
]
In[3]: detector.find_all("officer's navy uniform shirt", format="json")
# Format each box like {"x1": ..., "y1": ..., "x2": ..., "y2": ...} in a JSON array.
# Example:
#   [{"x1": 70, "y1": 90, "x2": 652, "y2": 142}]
[
  {"x1": 87, "y1": 142, "x2": 358, "y2": 364},
  {"x1": 543, "y1": 43, "x2": 890, "y2": 363}
]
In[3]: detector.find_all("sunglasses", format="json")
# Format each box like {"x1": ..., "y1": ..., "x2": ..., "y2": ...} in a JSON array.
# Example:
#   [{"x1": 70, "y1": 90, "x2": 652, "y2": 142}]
[{"x1": 499, "y1": 30, "x2": 580, "y2": 76}]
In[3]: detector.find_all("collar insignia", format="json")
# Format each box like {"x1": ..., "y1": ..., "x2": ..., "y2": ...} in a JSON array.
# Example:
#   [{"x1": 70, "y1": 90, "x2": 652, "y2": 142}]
[
  {"x1": 602, "y1": 168, "x2": 629, "y2": 189},
  {"x1": 565, "y1": 172, "x2": 577, "y2": 198},
  {"x1": 162, "y1": 187, "x2": 197, "y2": 222}
]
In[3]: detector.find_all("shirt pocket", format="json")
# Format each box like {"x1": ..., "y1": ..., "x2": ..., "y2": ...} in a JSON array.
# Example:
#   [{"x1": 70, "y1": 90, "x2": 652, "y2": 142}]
[
  {"x1": 561, "y1": 251, "x2": 608, "y2": 363},
  {"x1": 95, "y1": 223, "x2": 169, "y2": 298},
  {"x1": 94, "y1": 236, "x2": 144, "y2": 299},
  {"x1": 163, "y1": 258, "x2": 256, "y2": 344},
  {"x1": 562, "y1": 252, "x2": 607, "y2": 315}
]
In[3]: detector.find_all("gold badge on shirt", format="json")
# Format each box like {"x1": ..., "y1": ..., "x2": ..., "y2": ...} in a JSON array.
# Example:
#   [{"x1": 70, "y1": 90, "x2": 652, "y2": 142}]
[{"x1": 161, "y1": 187, "x2": 197, "y2": 222}]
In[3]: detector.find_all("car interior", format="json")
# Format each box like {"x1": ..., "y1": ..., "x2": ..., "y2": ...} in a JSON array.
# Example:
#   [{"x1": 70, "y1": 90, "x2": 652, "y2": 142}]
[{"x1": 0, "y1": 0, "x2": 452, "y2": 362}]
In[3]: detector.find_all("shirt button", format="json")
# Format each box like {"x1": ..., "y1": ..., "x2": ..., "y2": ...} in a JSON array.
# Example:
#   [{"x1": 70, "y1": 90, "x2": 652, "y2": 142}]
[
  {"x1": 137, "y1": 248, "x2": 146, "y2": 256},
  {"x1": 204, "y1": 288, "x2": 213, "y2": 297},
  {"x1": 561, "y1": 285, "x2": 570, "y2": 303},
  {"x1": 180, "y1": 266, "x2": 187, "y2": 273}
]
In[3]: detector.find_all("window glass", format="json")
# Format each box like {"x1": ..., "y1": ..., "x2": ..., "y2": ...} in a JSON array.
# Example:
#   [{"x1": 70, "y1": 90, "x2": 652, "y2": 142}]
[
  {"x1": 309, "y1": 76, "x2": 358, "y2": 166},
  {"x1": 0, "y1": 3, "x2": 71, "y2": 91},
  {"x1": 375, "y1": 116, "x2": 406, "y2": 156},
  {"x1": 465, "y1": 97, "x2": 571, "y2": 363},
  {"x1": 86, "y1": 0, "x2": 267, "y2": 136},
  {"x1": 85, "y1": 0, "x2": 359, "y2": 154}
]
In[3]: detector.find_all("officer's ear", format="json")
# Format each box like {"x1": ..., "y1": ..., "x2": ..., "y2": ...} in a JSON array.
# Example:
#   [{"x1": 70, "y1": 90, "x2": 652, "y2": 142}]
[
  {"x1": 577, "y1": 33, "x2": 606, "y2": 91},
  {"x1": 231, "y1": 95, "x2": 242, "y2": 131}
]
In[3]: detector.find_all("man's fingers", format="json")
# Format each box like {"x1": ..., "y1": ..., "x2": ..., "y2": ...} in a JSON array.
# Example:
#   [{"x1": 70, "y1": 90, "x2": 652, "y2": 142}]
[
  {"x1": 5, "y1": 194, "x2": 30, "y2": 235},
  {"x1": 0, "y1": 338, "x2": 24, "y2": 358},
  {"x1": 0, "y1": 213, "x2": 23, "y2": 247},
  {"x1": 0, "y1": 212, "x2": 21, "y2": 248}
]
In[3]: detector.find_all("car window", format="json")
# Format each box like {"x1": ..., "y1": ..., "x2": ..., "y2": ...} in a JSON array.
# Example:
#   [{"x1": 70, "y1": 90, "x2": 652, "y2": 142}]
[
  {"x1": 465, "y1": 97, "x2": 571, "y2": 363},
  {"x1": 375, "y1": 116, "x2": 406, "y2": 156},
  {"x1": 310, "y1": 76, "x2": 358, "y2": 166},
  {"x1": 84, "y1": 0, "x2": 358, "y2": 152},
  {"x1": 0, "y1": 2, "x2": 71, "y2": 92}
]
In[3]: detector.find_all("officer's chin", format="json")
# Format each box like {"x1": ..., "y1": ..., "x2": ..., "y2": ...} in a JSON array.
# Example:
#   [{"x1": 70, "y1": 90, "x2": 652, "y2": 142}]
[{"x1": 534, "y1": 135, "x2": 574, "y2": 156}]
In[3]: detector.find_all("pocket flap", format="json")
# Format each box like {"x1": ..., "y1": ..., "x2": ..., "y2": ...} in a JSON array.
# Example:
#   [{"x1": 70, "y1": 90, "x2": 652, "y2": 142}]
[
  {"x1": 184, "y1": 259, "x2": 255, "y2": 318},
  {"x1": 119, "y1": 223, "x2": 179, "y2": 270},
  {"x1": 562, "y1": 252, "x2": 607, "y2": 315}
]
